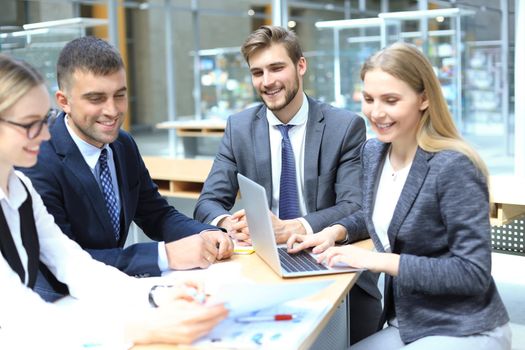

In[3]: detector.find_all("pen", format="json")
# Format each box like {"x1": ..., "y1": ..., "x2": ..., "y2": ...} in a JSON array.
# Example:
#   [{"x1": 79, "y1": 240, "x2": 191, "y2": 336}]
[
  {"x1": 185, "y1": 286, "x2": 207, "y2": 304},
  {"x1": 235, "y1": 314, "x2": 296, "y2": 323}
]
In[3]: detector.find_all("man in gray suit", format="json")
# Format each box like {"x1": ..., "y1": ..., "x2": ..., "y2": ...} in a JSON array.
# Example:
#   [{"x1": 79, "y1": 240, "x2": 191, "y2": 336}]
[{"x1": 194, "y1": 25, "x2": 381, "y2": 344}]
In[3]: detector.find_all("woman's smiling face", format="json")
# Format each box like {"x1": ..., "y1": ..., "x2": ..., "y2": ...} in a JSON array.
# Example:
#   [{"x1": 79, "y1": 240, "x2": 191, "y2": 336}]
[
  {"x1": 361, "y1": 68, "x2": 428, "y2": 146},
  {"x1": 0, "y1": 83, "x2": 51, "y2": 169}
]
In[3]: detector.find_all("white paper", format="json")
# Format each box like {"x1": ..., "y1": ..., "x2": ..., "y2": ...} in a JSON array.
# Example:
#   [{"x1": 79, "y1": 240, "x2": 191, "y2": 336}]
[
  {"x1": 195, "y1": 300, "x2": 331, "y2": 349},
  {"x1": 208, "y1": 279, "x2": 334, "y2": 317}
]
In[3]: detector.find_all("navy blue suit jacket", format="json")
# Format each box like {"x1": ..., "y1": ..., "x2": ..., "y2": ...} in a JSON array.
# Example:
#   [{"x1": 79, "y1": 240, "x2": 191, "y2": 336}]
[{"x1": 21, "y1": 113, "x2": 214, "y2": 278}]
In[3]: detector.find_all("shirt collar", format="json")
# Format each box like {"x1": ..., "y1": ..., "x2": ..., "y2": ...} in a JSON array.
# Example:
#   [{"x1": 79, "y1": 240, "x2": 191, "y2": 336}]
[
  {"x1": 64, "y1": 115, "x2": 108, "y2": 170},
  {"x1": 267, "y1": 92, "x2": 309, "y2": 127},
  {"x1": 0, "y1": 170, "x2": 27, "y2": 210}
]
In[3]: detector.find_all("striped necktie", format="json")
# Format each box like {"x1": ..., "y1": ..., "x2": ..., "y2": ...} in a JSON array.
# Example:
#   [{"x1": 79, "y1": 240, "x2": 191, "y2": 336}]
[
  {"x1": 99, "y1": 148, "x2": 120, "y2": 241},
  {"x1": 277, "y1": 124, "x2": 300, "y2": 220}
]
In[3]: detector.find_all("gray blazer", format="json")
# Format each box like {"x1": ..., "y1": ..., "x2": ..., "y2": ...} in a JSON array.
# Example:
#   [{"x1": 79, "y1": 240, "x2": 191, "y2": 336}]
[
  {"x1": 195, "y1": 97, "x2": 381, "y2": 300},
  {"x1": 195, "y1": 96, "x2": 365, "y2": 232},
  {"x1": 339, "y1": 138, "x2": 509, "y2": 343}
]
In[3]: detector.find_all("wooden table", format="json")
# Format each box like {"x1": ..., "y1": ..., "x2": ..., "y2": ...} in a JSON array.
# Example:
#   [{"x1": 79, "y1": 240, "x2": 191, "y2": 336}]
[
  {"x1": 132, "y1": 239, "x2": 373, "y2": 350},
  {"x1": 489, "y1": 175, "x2": 525, "y2": 226},
  {"x1": 142, "y1": 157, "x2": 213, "y2": 199}
]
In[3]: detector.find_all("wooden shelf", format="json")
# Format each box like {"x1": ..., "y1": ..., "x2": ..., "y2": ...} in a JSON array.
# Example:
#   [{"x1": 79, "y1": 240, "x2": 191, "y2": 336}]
[
  {"x1": 143, "y1": 156, "x2": 213, "y2": 199},
  {"x1": 489, "y1": 176, "x2": 525, "y2": 226},
  {"x1": 143, "y1": 159, "x2": 525, "y2": 225},
  {"x1": 176, "y1": 129, "x2": 225, "y2": 137},
  {"x1": 156, "y1": 120, "x2": 226, "y2": 137}
]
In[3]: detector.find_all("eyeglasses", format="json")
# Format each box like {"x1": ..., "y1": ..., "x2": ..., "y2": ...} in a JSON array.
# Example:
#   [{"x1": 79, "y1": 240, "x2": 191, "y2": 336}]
[{"x1": 0, "y1": 108, "x2": 58, "y2": 139}]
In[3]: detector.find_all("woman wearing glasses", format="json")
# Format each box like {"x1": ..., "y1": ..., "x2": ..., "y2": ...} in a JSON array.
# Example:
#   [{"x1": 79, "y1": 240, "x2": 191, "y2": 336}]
[{"x1": 0, "y1": 54, "x2": 227, "y2": 348}]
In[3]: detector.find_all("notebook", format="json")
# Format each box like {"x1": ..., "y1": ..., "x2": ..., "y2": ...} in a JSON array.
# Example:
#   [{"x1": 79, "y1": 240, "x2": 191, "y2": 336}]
[{"x1": 237, "y1": 173, "x2": 363, "y2": 278}]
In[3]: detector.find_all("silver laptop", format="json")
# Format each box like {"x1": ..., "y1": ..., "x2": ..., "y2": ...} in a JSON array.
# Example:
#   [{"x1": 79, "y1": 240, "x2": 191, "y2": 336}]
[{"x1": 237, "y1": 173, "x2": 363, "y2": 278}]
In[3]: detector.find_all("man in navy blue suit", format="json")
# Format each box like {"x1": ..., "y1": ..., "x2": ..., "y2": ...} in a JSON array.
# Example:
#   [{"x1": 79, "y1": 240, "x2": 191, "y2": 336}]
[{"x1": 21, "y1": 36, "x2": 233, "y2": 301}]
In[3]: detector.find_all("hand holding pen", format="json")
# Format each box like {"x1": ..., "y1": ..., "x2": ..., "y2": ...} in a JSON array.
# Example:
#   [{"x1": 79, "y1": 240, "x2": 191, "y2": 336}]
[
  {"x1": 134, "y1": 281, "x2": 228, "y2": 345},
  {"x1": 148, "y1": 280, "x2": 210, "y2": 307}
]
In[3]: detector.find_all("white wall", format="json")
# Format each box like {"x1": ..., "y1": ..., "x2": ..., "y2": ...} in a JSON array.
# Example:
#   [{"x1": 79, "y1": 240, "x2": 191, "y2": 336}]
[{"x1": 515, "y1": 0, "x2": 524, "y2": 176}]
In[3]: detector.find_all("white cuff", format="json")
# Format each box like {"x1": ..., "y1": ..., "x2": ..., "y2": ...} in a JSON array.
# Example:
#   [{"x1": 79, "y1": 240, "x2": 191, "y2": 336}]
[
  {"x1": 210, "y1": 214, "x2": 231, "y2": 227},
  {"x1": 157, "y1": 242, "x2": 169, "y2": 272}
]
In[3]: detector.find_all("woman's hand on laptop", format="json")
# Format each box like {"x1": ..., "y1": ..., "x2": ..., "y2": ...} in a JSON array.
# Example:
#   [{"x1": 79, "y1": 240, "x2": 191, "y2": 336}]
[
  {"x1": 286, "y1": 225, "x2": 347, "y2": 254},
  {"x1": 316, "y1": 244, "x2": 400, "y2": 275}
]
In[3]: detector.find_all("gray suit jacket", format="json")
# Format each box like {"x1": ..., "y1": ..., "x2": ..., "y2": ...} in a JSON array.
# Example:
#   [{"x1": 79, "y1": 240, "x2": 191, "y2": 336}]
[
  {"x1": 339, "y1": 138, "x2": 509, "y2": 343},
  {"x1": 195, "y1": 97, "x2": 381, "y2": 300}
]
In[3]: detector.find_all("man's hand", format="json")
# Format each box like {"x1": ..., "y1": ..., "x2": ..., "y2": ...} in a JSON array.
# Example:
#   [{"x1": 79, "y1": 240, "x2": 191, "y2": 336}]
[
  {"x1": 218, "y1": 210, "x2": 251, "y2": 244},
  {"x1": 200, "y1": 230, "x2": 234, "y2": 261},
  {"x1": 221, "y1": 209, "x2": 307, "y2": 244},
  {"x1": 165, "y1": 230, "x2": 232, "y2": 270},
  {"x1": 269, "y1": 211, "x2": 306, "y2": 244}
]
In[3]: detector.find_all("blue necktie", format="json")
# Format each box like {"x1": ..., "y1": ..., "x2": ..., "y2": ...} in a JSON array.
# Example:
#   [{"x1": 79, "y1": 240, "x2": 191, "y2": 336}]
[
  {"x1": 99, "y1": 149, "x2": 120, "y2": 241},
  {"x1": 277, "y1": 124, "x2": 300, "y2": 220}
]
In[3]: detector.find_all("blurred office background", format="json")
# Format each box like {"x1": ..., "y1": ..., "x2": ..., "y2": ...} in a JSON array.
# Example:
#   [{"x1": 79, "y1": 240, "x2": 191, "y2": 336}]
[
  {"x1": 1, "y1": 1, "x2": 524, "y2": 348},
  {"x1": 0, "y1": 0, "x2": 522, "y2": 175}
]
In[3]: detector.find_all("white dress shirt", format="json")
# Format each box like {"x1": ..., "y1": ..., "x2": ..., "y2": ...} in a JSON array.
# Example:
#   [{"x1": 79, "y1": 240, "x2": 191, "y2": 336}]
[
  {"x1": 0, "y1": 170, "x2": 153, "y2": 349},
  {"x1": 64, "y1": 116, "x2": 169, "y2": 271},
  {"x1": 372, "y1": 153, "x2": 410, "y2": 327},
  {"x1": 372, "y1": 153, "x2": 411, "y2": 252}
]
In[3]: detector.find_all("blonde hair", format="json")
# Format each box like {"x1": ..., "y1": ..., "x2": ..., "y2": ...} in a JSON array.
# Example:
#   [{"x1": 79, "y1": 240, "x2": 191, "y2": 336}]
[
  {"x1": 0, "y1": 54, "x2": 44, "y2": 116},
  {"x1": 360, "y1": 42, "x2": 488, "y2": 179}
]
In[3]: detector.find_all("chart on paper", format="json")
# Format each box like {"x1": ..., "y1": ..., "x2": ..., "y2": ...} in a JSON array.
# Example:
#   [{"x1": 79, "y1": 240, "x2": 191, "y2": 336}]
[{"x1": 194, "y1": 300, "x2": 330, "y2": 349}]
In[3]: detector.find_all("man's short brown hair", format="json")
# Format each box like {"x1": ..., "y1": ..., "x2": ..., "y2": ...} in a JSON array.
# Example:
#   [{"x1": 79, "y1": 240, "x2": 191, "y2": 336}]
[
  {"x1": 241, "y1": 25, "x2": 303, "y2": 66},
  {"x1": 57, "y1": 36, "x2": 124, "y2": 91}
]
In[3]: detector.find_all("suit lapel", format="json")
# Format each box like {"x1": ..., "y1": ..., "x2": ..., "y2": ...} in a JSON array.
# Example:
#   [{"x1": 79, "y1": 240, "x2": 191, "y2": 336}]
[
  {"x1": 253, "y1": 108, "x2": 273, "y2": 206},
  {"x1": 304, "y1": 97, "x2": 325, "y2": 212},
  {"x1": 363, "y1": 141, "x2": 390, "y2": 252},
  {"x1": 52, "y1": 113, "x2": 116, "y2": 245},
  {"x1": 110, "y1": 140, "x2": 126, "y2": 242},
  {"x1": 387, "y1": 147, "x2": 432, "y2": 251}
]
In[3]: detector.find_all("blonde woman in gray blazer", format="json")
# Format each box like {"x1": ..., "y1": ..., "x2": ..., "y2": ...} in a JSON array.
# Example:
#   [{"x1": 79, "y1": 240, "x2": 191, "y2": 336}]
[{"x1": 288, "y1": 42, "x2": 511, "y2": 349}]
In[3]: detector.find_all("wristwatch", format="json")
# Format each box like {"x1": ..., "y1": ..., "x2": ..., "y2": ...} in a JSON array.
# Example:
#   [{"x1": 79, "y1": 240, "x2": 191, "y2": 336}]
[{"x1": 148, "y1": 284, "x2": 174, "y2": 308}]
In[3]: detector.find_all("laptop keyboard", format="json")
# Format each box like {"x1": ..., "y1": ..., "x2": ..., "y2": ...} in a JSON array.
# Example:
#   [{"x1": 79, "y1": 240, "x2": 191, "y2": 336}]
[{"x1": 278, "y1": 247, "x2": 328, "y2": 273}]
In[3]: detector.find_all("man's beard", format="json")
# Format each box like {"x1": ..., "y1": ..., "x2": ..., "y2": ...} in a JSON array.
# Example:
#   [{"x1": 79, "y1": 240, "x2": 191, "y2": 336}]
[{"x1": 262, "y1": 75, "x2": 300, "y2": 112}]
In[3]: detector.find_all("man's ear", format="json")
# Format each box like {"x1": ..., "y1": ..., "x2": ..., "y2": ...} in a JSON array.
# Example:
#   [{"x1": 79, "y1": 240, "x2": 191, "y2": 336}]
[
  {"x1": 297, "y1": 56, "x2": 307, "y2": 77},
  {"x1": 55, "y1": 89, "x2": 71, "y2": 114}
]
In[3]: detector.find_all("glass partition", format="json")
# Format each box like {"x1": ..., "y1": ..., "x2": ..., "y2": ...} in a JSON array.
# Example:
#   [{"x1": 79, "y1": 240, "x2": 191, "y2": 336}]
[
  {"x1": 312, "y1": 18, "x2": 383, "y2": 112},
  {"x1": 379, "y1": 8, "x2": 472, "y2": 130},
  {"x1": 0, "y1": 18, "x2": 108, "y2": 104},
  {"x1": 0, "y1": 0, "x2": 515, "y2": 173}
]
